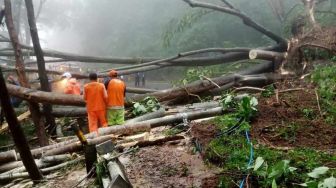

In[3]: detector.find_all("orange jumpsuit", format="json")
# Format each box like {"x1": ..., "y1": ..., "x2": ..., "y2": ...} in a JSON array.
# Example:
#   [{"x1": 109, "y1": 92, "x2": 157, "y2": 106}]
[
  {"x1": 64, "y1": 78, "x2": 81, "y2": 95},
  {"x1": 83, "y1": 81, "x2": 108, "y2": 133},
  {"x1": 107, "y1": 79, "x2": 126, "y2": 107},
  {"x1": 106, "y1": 78, "x2": 126, "y2": 125}
]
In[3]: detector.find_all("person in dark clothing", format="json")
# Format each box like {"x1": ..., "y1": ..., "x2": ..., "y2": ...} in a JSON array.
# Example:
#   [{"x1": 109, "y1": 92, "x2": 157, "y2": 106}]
[
  {"x1": 0, "y1": 75, "x2": 23, "y2": 125},
  {"x1": 7, "y1": 75, "x2": 23, "y2": 107},
  {"x1": 135, "y1": 72, "x2": 140, "y2": 87},
  {"x1": 140, "y1": 72, "x2": 145, "y2": 87}
]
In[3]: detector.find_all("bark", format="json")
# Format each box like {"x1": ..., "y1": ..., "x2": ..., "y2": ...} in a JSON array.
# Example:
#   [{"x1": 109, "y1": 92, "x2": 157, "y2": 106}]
[
  {"x1": 209, "y1": 73, "x2": 286, "y2": 95},
  {"x1": 4, "y1": 0, "x2": 48, "y2": 146},
  {"x1": 51, "y1": 107, "x2": 87, "y2": 117},
  {"x1": 117, "y1": 135, "x2": 185, "y2": 150},
  {"x1": 0, "y1": 67, "x2": 42, "y2": 181},
  {"x1": 0, "y1": 154, "x2": 71, "y2": 175},
  {"x1": 0, "y1": 157, "x2": 83, "y2": 181},
  {"x1": 6, "y1": 83, "x2": 85, "y2": 106},
  {"x1": 125, "y1": 108, "x2": 165, "y2": 124},
  {"x1": 0, "y1": 111, "x2": 30, "y2": 133},
  {"x1": 107, "y1": 48, "x2": 251, "y2": 72},
  {"x1": 25, "y1": 0, "x2": 56, "y2": 135}
]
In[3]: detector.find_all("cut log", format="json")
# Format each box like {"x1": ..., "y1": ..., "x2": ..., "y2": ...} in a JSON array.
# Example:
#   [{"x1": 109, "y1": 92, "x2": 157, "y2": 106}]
[
  {"x1": 0, "y1": 157, "x2": 83, "y2": 181},
  {"x1": 249, "y1": 49, "x2": 286, "y2": 61},
  {"x1": 0, "y1": 154, "x2": 71, "y2": 175},
  {"x1": 0, "y1": 111, "x2": 30, "y2": 133},
  {"x1": 6, "y1": 83, "x2": 85, "y2": 106}
]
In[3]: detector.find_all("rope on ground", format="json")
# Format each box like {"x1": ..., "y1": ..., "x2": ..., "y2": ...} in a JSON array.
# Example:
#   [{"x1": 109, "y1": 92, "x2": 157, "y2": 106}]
[{"x1": 239, "y1": 130, "x2": 254, "y2": 188}]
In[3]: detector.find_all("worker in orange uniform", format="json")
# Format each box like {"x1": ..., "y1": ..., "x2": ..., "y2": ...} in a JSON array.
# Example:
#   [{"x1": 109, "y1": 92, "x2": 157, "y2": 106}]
[
  {"x1": 83, "y1": 73, "x2": 108, "y2": 133},
  {"x1": 106, "y1": 70, "x2": 126, "y2": 125},
  {"x1": 62, "y1": 72, "x2": 81, "y2": 95}
]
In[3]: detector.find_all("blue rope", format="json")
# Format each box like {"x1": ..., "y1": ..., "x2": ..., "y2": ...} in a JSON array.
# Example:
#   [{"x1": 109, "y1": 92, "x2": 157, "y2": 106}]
[{"x1": 239, "y1": 130, "x2": 254, "y2": 188}]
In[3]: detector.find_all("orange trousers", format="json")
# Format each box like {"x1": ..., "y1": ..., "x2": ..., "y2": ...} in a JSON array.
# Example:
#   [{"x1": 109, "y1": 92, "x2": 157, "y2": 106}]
[{"x1": 87, "y1": 110, "x2": 108, "y2": 133}]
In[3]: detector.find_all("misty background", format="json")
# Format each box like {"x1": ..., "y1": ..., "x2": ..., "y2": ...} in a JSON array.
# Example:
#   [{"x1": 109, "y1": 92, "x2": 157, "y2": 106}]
[{"x1": 1, "y1": 0, "x2": 335, "y2": 84}]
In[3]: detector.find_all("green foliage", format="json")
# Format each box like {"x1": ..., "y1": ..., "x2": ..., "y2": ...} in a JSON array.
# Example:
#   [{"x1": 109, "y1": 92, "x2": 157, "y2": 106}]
[
  {"x1": 162, "y1": 9, "x2": 211, "y2": 48},
  {"x1": 164, "y1": 127, "x2": 183, "y2": 136},
  {"x1": 261, "y1": 85, "x2": 275, "y2": 98},
  {"x1": 174, "y1": 67, "x2": 214, "y2": 86},
  {"x1": 220, "y1": 94, "x2": 258, "y2": 121},
  {"x1": 206, "y1": 94, "x2": 258, "y2": 169},
  {"x1": 311, "y1": 65, "x2": 336, "y2": 124},
  {"x1": 131, "y1": 97, "x2": 161, "y2": 117},
  {"x1": 277, "y1": 123, "x2": 299, "y2": 142},
  {"x1": 300, "y1": 167, "x2": 336, "y2": 188},
  {"x1": 252, "y1": 157, "x2": 297, "y2": 187},
  {"x1": 331, "y1": 56, "x2": 336, "y2": 62},
  {"x1": 95, "y1": 160, "x2": 108, "y2": 187}
]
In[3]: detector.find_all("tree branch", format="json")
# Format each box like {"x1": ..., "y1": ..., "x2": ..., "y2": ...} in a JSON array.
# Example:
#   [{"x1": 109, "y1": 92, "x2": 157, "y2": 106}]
[{"x1": 182, "y1": 0, "x2": 287, "y2": 45}]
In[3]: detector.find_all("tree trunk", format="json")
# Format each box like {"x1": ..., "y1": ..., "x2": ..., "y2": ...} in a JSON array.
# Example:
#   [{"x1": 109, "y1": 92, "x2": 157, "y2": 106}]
[
  {"x1": 0, "y1": 106, "x2": 229, "y2": 163},
  {"x1": 249, "y1": 50, "x2": 286, "y2": 61},
  {"x1": 24, "y1": 0, "x2": 56, "y2": 135},
  {"x1": 0, "y1": 67, "x2": 42, "y2": 181},
  {"x1": 4, "y1": 0, "x2": 48, "y2": 146},
  {"x1": 125, "y1": 108, "x2": 165, "y2": 124},
  {"x1": 129, "y1": 61, "x2": 275, "y2": 103}
]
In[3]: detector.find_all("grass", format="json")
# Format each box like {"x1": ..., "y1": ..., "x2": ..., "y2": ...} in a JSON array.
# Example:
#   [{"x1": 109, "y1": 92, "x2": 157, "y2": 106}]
[
  {"x1": 204, "y1": 93, "x2": 336, "y2": 187},
  {"x1": 311, "y1": 64, "x2": 336, "y2": 125}
]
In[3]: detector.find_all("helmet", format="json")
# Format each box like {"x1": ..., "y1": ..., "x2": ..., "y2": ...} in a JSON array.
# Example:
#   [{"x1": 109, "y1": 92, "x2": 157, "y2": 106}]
[
  {"x1": 62, "y1": 72, "x2": 72, "y2": 78},
  {"x1": 109, "y1": 70, "x2": 118, "y2": 77}
]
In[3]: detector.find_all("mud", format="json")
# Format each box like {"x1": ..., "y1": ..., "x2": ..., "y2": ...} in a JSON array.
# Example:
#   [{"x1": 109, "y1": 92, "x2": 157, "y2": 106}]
[{"x1": 123, "y1": 144, "x2": 218, "y2": 188}]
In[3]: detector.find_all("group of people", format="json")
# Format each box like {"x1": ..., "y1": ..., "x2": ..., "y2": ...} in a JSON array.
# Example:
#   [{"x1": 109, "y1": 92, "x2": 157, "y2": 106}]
[
  {"x1": 83, "y1": 70, "x2": 126, "y2": 133},
  {"x1": 62, "y1": 70, "x2": 126, "y2": 133}
]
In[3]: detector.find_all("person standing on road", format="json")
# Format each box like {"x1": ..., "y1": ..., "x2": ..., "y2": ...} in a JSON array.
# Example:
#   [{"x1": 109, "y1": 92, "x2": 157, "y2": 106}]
[
  {"x1": 106, "y1": 70, "x2": 126, "y2": 125},
  {"x1": 83, "y1": 73, "x2": 108, "y2": 133}
]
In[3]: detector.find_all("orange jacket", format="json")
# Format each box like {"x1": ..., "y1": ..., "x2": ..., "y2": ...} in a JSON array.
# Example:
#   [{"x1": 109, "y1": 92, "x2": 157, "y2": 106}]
[
  {"x1": 83, "y1": 81, "x2": 107, "y2": 111},
  {"x1": 107, "y1": 78, "x2": 126, "y2": 107},
  {"x1": 64, "y1": 78, "x2": 81, "y2": 95}
]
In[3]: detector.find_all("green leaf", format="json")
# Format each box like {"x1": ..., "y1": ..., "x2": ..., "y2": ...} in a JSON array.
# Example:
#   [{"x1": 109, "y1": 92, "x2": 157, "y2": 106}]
[
  {"x1": 272, "y1": 179, "x2": 277, "y2": 188},
  {"x1": 288, "y1": 167, "x2": 298, "y2": 172},
  {"x1": 268, "y1": 160, "x2": 290, "y2": 179},
  {"x1": 299, "y1": 181, "x2": 319, "y2": 188},
  {"x1": 253, "y1": 157, "x2": 265, "y2": 171},
  {"x1": 307, "y1": 166, "x2": 329, "y2": 179},
  {"x1": 321, "y1": 176, "x2": 336, "y2": 188}
]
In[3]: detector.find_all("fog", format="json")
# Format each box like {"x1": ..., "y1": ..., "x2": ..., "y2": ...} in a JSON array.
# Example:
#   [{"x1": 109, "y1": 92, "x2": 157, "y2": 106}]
[
  {"x1": 36, "y1": 0, "x2": 189, "y2": 57},
  {"x1": 2, "y1": 0, "x2": 334, "y2": 83}
]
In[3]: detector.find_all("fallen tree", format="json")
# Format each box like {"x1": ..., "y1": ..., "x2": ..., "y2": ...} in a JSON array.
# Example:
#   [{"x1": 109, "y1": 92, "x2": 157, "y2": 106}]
[
  {"x1": 0, "y1": 106, "x2": 231, "y2": 163},
  {"x1": 4, "y1": 61, "x2": 275, "y2": 107},
  {"x1": 129, "y1": 61, "x2": 276, "y2": 103}
]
